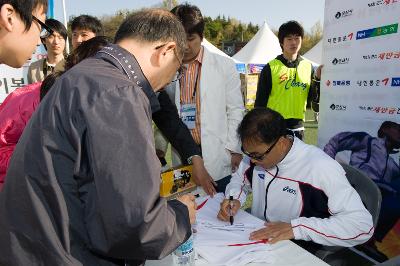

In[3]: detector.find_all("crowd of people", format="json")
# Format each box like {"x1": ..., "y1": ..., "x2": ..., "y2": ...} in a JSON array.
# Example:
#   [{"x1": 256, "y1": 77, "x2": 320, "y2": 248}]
[{"x1": 0, "y1": 0, "x2": 394, "y2": 265}]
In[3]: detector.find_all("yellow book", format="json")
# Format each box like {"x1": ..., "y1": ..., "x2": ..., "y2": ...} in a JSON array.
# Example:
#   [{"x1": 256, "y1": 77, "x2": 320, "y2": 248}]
[{"x1": 160, "y1": 165, "x2": 197, "y2": 199}]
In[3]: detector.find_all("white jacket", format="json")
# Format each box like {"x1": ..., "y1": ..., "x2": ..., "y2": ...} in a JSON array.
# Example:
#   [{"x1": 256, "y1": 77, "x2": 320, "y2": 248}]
[
  {"x1": 156, "y1": 45, "x2": 245, "y2": 181},
  {"x1": 226, "y1": 137, "x2": 374, "y2": 247}
]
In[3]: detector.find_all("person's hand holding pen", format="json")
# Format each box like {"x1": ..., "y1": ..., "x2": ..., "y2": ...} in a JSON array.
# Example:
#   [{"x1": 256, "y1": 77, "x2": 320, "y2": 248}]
[{"x1": 217, "y1": 197, "x2": 241, "y2": 222}]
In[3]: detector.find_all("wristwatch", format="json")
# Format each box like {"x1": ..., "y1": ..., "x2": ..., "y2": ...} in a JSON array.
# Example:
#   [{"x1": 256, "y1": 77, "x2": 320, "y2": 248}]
[{"x1": 187, "y1": 155, "x2": 202, "y2": 165}]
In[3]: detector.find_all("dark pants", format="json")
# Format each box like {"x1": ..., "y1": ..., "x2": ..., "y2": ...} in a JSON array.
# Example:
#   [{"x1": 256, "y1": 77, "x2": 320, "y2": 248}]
[
  {"x1": 375, "y1": 190, "x2": 400, "y2": 242},
  {"x1": 196, "y1": 145, "x2": 232, "y2": 194},
  {"x1": 215, "y1": 175, "x2": 232, "y2": 194}
]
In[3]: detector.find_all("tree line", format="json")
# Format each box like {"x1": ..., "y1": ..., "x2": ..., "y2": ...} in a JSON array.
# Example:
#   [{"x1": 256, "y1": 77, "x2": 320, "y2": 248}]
[{"x1": 68, "y1": 2, "x2": 322, "y2": 55}]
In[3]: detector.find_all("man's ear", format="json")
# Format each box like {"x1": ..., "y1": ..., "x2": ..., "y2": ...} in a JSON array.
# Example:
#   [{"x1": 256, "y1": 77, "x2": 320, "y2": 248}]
[
  {"x1": 153, "y1": 41, "x2": 177, "y2": 66},
  {"x1": 0, "y1": 4, "x2": 17, "y2": 32}
]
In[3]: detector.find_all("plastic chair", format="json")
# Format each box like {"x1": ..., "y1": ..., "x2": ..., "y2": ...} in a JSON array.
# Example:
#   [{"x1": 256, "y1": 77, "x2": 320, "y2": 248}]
[
  {"x1": 339, "y1": 162, "x2": 381, "y2": 227},
  {"x1": 315, "y1": 163, "x2": 382, "y2": 265}
]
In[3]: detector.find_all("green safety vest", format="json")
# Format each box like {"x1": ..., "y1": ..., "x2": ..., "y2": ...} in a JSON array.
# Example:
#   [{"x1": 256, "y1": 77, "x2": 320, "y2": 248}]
[{"x1": 267, "y1": 58, "x2": 312, "y2": 120}]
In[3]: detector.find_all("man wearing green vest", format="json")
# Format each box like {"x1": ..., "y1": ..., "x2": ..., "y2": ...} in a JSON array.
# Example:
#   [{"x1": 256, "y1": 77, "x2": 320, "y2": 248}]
[{"x1": 255, "y1": 20, "x2": 321, "y2": 140}]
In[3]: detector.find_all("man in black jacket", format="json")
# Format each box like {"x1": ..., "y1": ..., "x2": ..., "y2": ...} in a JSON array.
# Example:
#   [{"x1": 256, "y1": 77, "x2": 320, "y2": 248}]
[
  {"x1": 0, "y1": 9, "x2": 195, "y2": 266},
  {"x1": 69, "y1": 13, "x2": 214, "y2": 196}
]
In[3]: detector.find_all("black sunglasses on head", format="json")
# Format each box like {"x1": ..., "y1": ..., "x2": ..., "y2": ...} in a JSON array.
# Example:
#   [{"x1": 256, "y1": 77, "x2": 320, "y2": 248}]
[{"x1": 32, "y1": 15, "x2": 53, "y2": 39}]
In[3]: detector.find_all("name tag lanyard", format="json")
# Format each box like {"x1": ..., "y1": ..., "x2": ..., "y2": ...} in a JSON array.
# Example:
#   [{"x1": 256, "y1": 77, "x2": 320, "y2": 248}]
[
  {"x1": 180, "y1": 70, "x2": 200, "y2": 130},
  {"x1": 181, "y1": 69, "x2": 200, "y2": 102}
]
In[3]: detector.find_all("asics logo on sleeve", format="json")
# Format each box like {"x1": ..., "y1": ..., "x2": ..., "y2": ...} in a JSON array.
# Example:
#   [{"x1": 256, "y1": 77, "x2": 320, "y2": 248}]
[
  {"x1": 283, "y1": 186, "x2": 297, "y2": 195},
  {"x1": 258, "y1": 174, "x2": 265, "y2": 180}
]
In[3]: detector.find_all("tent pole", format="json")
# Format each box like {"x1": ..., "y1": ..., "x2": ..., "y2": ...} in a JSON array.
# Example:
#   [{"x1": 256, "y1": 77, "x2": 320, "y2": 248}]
[{"x1": 61, "y1": 0, "x2": 70, "y2": 54}]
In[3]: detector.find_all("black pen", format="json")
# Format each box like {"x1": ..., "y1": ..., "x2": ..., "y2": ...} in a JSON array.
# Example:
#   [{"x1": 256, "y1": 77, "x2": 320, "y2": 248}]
[{"x1": 229, "y1": 196, "x2": 234, "y2": 225}]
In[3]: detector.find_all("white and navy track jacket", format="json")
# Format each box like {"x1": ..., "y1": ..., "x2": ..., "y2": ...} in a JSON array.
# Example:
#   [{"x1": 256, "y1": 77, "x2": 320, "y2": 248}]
[{"x1": 226, "y1": 137, "x2": 374, "y2": 247}]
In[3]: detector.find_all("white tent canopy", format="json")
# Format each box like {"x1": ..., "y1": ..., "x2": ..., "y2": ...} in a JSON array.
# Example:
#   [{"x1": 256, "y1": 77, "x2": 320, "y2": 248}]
[
  {"x1": 202, "y1": 38, "x2": 242, "y2": 63},
  {"x1": 202, "y1": 39, "x2": 228, "y2": 58},
  {"x1": 303, "y1": 40, "x2": 322, "y2": 66},
  {"x1": 232, "y1": 21, "x2": 281, "y2": 65}
]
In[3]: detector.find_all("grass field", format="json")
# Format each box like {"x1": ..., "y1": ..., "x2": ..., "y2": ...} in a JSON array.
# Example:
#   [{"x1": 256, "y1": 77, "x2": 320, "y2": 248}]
[{"x1": 303, "y1": 108, "x2": 319, "y2": 146}]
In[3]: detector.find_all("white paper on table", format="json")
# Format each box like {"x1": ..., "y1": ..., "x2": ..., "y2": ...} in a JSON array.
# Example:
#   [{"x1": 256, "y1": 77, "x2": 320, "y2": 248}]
[{"x1": 194, "y1": 194, "x2": 275, "y2": 265}]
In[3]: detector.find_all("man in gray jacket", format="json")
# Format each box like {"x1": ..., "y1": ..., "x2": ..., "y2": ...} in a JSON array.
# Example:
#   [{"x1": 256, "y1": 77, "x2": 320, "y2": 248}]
[{"x1": 0, "y1": 9, "x2": 195, "y2": 266}]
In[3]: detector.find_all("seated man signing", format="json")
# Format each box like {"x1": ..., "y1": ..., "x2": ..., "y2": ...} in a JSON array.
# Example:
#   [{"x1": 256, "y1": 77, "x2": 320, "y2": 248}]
[{"x1": 218, "y1": 108, "x2": 373, "y2": 248}]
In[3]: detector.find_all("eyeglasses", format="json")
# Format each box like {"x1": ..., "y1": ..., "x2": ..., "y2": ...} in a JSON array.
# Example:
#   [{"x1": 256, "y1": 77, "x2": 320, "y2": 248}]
[
  {"x1": 156, "y1": 43, "x2": 185, "y2": 83},
  {"x1": 171, "y1": 48, "x2": 185, "y2": 82},
  {"x1": 32, "y1": 15, "x2": 53, "y2": 39},
  {"x1": 241, "y1": 137, "x2": 280, "y2": 161}
]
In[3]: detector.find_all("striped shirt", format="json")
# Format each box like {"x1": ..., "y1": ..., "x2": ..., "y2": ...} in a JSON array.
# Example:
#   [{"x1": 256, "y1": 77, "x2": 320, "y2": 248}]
[{"x1": 180, "y1": 46, "x2": 204, "y2": 145}]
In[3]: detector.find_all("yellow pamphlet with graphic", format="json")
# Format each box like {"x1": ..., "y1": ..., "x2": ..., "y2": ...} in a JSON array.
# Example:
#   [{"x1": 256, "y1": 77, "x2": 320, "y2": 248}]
[{"x1": 160, "y1": 165, "x2": 197, "y2": 198}]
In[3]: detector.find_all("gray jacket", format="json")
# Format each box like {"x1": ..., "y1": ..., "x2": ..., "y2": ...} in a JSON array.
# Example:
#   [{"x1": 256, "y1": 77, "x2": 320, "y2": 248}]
[{"x1": 0, "y1": 44, "x2": 191, "y2": 266}]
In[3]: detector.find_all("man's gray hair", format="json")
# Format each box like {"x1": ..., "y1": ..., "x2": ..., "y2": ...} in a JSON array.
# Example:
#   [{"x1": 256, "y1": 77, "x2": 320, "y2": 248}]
[{"x1": 114, "y1": 9, "x2": 186, "y2": 58}]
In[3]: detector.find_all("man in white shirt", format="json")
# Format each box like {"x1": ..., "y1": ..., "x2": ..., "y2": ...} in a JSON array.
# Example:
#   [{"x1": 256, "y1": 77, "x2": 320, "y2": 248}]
[
  {"x1": 218, "y1": 108, "x2": 373, "y2": 249},
  {"x1": 156, "y1": 4, "x2": 245, "y2": 195}
]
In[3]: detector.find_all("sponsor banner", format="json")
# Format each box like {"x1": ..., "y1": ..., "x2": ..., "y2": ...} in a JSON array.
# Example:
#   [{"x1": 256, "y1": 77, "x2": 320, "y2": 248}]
[
  {"x1": 247, "y1": 64, "x2": 265, "y2": 74},
  {"x1": 362, "y1": 51, "x2": 400, "y2": 61},
  {"x1": 241, "y1": 74, "x2": 258, "y2": 110},
  {"x1": 356, "y1": 23, "x2": 398, "y2": 40},
  {"x1": 235, "y1": 63, "x2": 247, "y2": 74},
  {"x1": 319, "y1": 0, "x2": 400, "y2": 259}
]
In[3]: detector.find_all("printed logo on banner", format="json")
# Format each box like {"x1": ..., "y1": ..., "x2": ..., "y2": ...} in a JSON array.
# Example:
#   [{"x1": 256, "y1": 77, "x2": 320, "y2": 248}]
[
  {"x1": 332, "y1": 57, "x2": 350, "y2": 65},
  {"x1": 392, "y1": 78, "x2": 400, "y2": 86},
  {"x1": 247, "y1": 64, "x2": 266, "y2": 74},
  {"x1": 356, "y1": 23, "x2": 398, "y2": 40},
  {"x1": 359, "y1": 106, "x2": 400, "y2": 115},
  {"x1": 0, "y1": 77, "x2": 25, "y2": 94},
  {"x1": 330, "y1": 104, "x2": 347, "y2": 111},
  {"x1": 363, "y1": 51, "x2": 400, "y2": 61},
  {"x1": 356, "y1": 78, "x2": 400, "y2": 87},
  {"x1": 327, "y1": 33, "x2": 353, "y2": 44},
  {"x1": 335, "y1": 9, "x2": 353, "y2": 19},
  {"x1": 326, "y1": 80, "x2": 351, "y2": 87},
  {"x1": 357, "y1": 79, "x2": 384, "y2": 87},
  {"x1": 368, "y1": 0, "x2": 399, "y2": 7}
]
